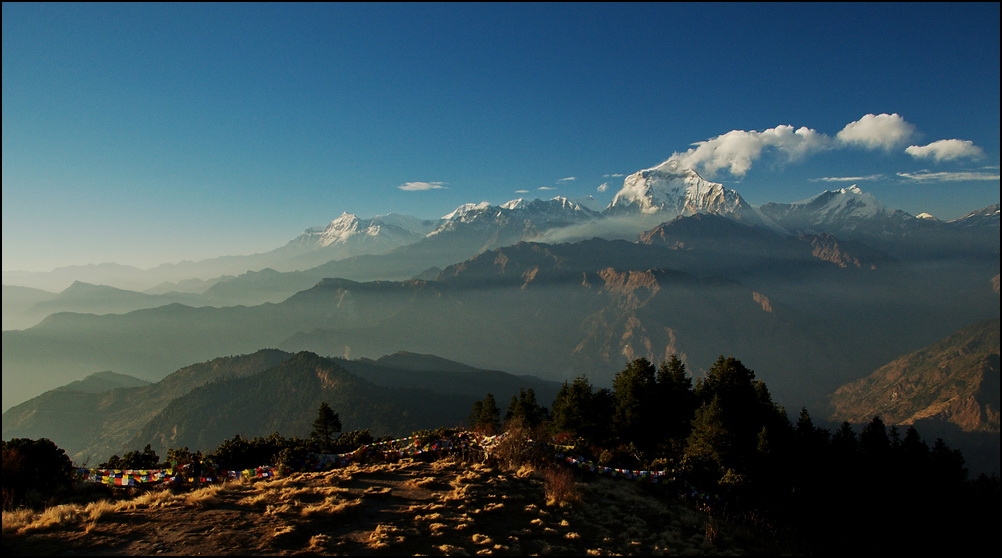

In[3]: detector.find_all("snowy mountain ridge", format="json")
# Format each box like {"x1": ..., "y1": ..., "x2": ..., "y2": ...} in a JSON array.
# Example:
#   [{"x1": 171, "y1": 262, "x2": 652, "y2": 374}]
[
  {"x1": 4, "y1": 157, "x2": 996, "y2": 294},
  {"x1": 292, "y1": 213, "x2": 423, "y2": 248},
  {"x1": 292, "y1": 159, "x2": 996, "y2": 255},
  {"x1": 608, "y1": 159, "x2": 749, "y2": 216}
]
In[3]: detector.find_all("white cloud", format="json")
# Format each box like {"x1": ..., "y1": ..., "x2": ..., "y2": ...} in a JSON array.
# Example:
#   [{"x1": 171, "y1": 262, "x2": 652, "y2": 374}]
[
  {"x1": 656, "y1": 113, "x2": 986, "y2": 183},
  {"x1": 836, "y1": 113, "x2": 916, "y2": 150},
  {"x1": 905, "y1": 139, "x2": 985, "y2": 162},
  {"x1": 896, "y1": 171, "x2": 1000, "y2": 182},
  {"x1": 670, "y1": 124, "x2": 829, "y2": 177},
  {"x1": 596, "y1": 182, "x2": 610, "y2": 192},
  {"x1": 810, "y1": 174, "x2": 885, "y2": 182},
  {"x1": 557, "y1": 176, "x2": 576, "y2": 182},
  {"x1": 398, "y1": 181, "x2": 447, "y2": 191},
  {"x1": 538, "y1": 186, "x2": 557, "y2": 190},
  {"x1": 603, "y1": 173, "x2": 625, "y2": 178},
  {"x1": 514, "y1": 189, "x2": 529, "y2": 193}
]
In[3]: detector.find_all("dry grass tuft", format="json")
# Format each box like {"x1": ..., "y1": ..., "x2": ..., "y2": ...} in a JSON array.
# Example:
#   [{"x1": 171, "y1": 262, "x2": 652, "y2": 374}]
[
  {"x1": 3, "y1": 484, "x2": 194, "y2": 537},
  {"x1": 362, "y1": 485, "x2": 392, "y2": 497},
  {"x1": 542, "y1": 465, "x2": 581, "y2": 507},
  {"x1": 366, "y1": 523, "x2": 418, "y2": 549},
  {"x1": 82, "y1": 498, "x2": 118, "y2": 531},
  {"x1": 236, "y1": 491, "x2": 272, "y2": 507},
  {"x1": 181, "y1": 484, "x2": 224, "y2": 508},
  {"x1": 1, "y1": 508, "x2": 37, "y2": 534},
  {"x1": 471, "y1": 533, "x2": 493, "y2": 545},
  {"x1": 3, "y1": 503, "x2": 84, "y2": 534},
  {"x1": 306, "y1": 533, "x2": 335, "y2": 553},
  {"x1": 268, "y1": 525, "x2": 300, "y2": 546},
  {"x1": 120, "y1": 488, "x2": 174, "y2": 510},
  {"x1": 405, "y1": 475, "x2": 444, "y2": 489}
]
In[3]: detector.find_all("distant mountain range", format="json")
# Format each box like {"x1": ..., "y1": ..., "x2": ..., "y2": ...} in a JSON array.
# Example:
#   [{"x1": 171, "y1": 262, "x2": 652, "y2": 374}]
[
  {"x1": 1, "y1": 349, "x2": 561, "y2": 464},
  {"x1": 4, "y1": 162, "x2": 996, "y2": 295},
  {"x1": 5, "y1": 215, "x2": 998, "y2": 413},
  {"x1": 2, "y1": 159, "x2": 998, "y2": 419}
]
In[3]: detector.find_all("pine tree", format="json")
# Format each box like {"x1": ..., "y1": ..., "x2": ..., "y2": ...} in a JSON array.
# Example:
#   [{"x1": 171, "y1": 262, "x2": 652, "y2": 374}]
[
  {"x1": 504, "y1": 387, "x2": 548, "y2": 429},
  {"x1": 612, "y1": 358, "x2": 658, "y2": 450},
  {"x1": 859, "y1": 415, "x2": 890, "y2": 458},
  {"x1": 831, "y1": 421, "x2": 858, "y2": 454},
  {"x1": 469, "y1": 393, "x2": 501, "y2": 434},
  {"x1": 682, "y1": 396, "x2": 732, "y2": 486},
  {"x1": 549, "y1": 376, "x2": 612, "y2": 445},
  {"x1": 311, "y1": 402, "x2": 342, "y2": 451},
  {"x1": 695, "y1": 355, "x2": 783, "y2": 460},
  {"x1": 656, "y1": 355, "x2": 696, "y2": 449}
]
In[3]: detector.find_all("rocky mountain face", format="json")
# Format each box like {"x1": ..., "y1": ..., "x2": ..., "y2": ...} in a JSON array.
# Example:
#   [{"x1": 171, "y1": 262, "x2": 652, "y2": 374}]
[
  {"x1": 609, "y1": 160, "x2": 759, "y2": 221},
  {"x1": 828, "y1": 319, "x2": 1000, "y2": 434}
]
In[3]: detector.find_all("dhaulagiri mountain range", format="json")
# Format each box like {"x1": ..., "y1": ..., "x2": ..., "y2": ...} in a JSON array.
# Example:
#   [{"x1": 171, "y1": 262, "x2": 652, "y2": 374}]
[
  {"x1": 2, "y1": 320, "x2": 999, "y2": 474},
  {"x1": 3, "y1": 160, "x2": 999, "y2": 469}
]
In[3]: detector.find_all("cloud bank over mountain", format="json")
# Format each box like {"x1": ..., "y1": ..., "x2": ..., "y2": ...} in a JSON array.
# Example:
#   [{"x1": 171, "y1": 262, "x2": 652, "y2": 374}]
[{"x1": 665, "y1": 114, "x2": 989, "y2": 183}]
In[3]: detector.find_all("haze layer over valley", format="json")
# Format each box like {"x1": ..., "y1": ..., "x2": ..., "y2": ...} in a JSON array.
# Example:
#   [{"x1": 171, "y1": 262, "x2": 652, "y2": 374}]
[{"x1": 4, "y1": 159, "x2": 999, "y2": 420}]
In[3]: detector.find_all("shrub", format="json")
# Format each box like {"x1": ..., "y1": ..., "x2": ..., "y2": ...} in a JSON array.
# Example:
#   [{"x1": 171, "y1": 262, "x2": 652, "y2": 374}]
[
  {"x1": 2, "y1": 438, "x2": 77, "y2": 510},
  {"x1": 542, "y1": 465, "x2": 581, "y2": 507},
  {"x1": 488, "y1": 419, "x2": 550, "y2": 470}
]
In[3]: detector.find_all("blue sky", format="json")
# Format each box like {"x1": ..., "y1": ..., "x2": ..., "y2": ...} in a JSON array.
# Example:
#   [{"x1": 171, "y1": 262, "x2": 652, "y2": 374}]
[{"x1": 3, "y1": 2, "x2": 999, "y2": 272}]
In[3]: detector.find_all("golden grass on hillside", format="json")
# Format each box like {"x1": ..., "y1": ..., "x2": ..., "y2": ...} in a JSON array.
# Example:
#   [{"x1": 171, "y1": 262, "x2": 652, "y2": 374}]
[
  {"x1": 2, "y1": 481, "x2": 234, "y2": 538},
  {"x1": 3, "y1": 455, "x2": 785, "y2": 556}
]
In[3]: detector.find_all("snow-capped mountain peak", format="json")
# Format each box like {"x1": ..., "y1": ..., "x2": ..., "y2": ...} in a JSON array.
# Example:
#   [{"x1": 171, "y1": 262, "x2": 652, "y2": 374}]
[
  {"x1": 493, "y1": 196, "x2": 599, "y2": 213},
  {"x1": 311, "y1": 213, "x2": 379, "y2": 247},
  {"x1": 756, "y1": 183, "x2": 918, "y2": 237},
  {"x1": 794, "y1": 185, "x2": 889, "y2": 220},
  {"x1": 290, "y1": 212, "x2": 426, "y2": 252},
  {"x1": 608, "y1": 159, "x2": 749, "y2": 217},
  {"x1": 441, "y1": 201, "x2": 492, "y2": 221},
  {"x1": 947, "y1": 203, "x2": 1000, "y2": 230},
  {"x1": 499, "y1": 198, "x2": 526, "y2": 210}
]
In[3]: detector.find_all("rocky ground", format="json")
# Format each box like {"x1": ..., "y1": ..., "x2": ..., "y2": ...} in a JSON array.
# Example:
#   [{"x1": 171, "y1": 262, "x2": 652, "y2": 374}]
[{"x1": 2, "y1": 455, "x2": 789, "y2": 556}]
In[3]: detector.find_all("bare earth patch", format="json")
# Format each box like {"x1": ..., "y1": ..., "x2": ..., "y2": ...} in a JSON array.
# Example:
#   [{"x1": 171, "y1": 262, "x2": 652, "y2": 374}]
[{"x1": 3, "y1": 456, "x2": 769, "y2": 556}]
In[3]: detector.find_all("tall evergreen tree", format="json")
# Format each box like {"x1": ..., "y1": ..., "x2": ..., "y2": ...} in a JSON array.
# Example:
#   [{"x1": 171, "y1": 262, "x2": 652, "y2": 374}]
[
  {"x1": 900, "y1": 426, "x2": 929, "y2": 460},
  {"x1": 504, "y1": 387, "x2": 548, "y2": 429},
  {"x1": 683, "y1": 396, "x2": 733, "y2": 486},
  {"x1": 930, "y1": 438, "x2": 968, "y2": 485},
  {"x1": 656, "y1": 355, "x2": 696, "y2": 451},
  {"x1": 311, "y1": 402, "x2": 342, "y2": 451},
  {"x1": 859, "y1": 415, "x2": 890, "y2": 458},
  {"x1": 695, "y1": 355, "x2": 784, "y2": 462},
  {"x1": 549, "y1": 376, "x2": 612, "y2": 445},
  {"x1": 831, "y1": 421, "x2": 858, "y2": 454},
  {"x1": 612, "y1": 358, "x2": 658, "y2": 451},
  {"x1": 469, "y1": 393, "x2": 501, "y2": 434}
]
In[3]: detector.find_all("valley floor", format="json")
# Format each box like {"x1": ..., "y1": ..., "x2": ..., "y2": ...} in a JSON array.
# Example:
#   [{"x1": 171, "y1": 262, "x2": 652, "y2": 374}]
[{"x1": 2, "y1": 455, "x2": 783, "y2": 556}]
